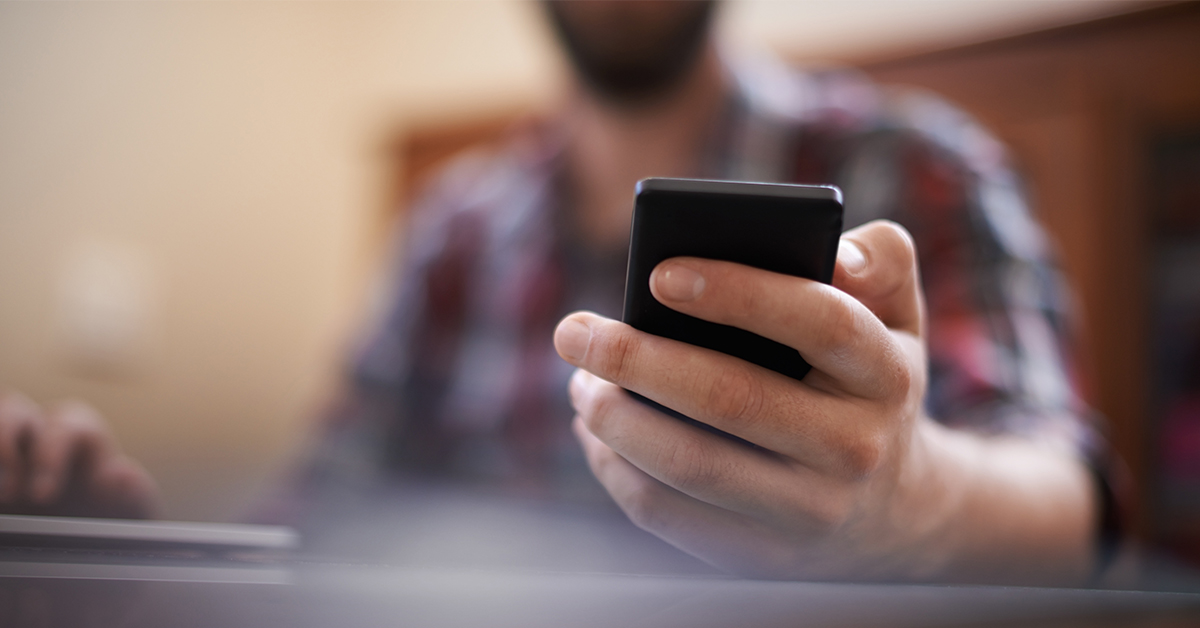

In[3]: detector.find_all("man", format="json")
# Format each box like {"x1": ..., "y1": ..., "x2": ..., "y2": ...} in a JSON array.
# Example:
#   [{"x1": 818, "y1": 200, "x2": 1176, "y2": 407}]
[{"x1": 0, "y1": 1, "x2": 1116, "y2": 584}]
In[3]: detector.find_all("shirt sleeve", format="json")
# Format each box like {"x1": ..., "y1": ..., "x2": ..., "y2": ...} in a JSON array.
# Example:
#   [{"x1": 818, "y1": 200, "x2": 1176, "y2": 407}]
[{"x1": 882, "y1": 122, "x2": 1129, "y2": 568}]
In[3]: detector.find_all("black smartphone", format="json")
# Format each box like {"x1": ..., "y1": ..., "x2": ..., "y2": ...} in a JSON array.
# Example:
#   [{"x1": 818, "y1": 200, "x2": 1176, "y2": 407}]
[{"x1": 621, "y1": 178, "x2": 844, "y2": 435}]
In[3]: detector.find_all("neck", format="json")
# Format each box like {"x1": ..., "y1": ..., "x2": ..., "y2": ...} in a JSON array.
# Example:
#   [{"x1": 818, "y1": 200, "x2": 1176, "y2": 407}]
[{"x1": 564, "y1": 44, "x2": 728, "y2": 250}]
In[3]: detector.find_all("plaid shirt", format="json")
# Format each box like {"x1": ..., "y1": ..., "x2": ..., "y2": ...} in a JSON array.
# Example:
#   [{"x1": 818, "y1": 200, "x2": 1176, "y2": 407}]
[{"x1": 306, "y1": 58, "x2": 1099, "y2": 502}]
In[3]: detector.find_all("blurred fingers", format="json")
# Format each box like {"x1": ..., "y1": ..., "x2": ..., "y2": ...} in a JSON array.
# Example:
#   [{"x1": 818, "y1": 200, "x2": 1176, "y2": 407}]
[
  {"x1": 90, "y1": 456, "x2": 161, "y2": 519},
  {"x1": 30, "y1": 400, "x2": 118, "y2": 505},
  {"x1": 569, "y1": 370, "x2": 793, "y2": 516},
  {"x1": 572, "y1": 416, "x2": 799, "y2": 575},
  {"x1": 570, "y1": 369, "x2": 869, "y2": 521},
  {"x1": 0, "y1": 391, "x2": 43, "y2": 501}
]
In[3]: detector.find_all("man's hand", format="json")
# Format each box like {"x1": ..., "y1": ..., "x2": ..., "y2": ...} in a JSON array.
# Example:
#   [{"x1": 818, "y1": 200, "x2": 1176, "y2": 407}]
[
  {"x1": 553, "y1": 220, "x2": 1095, "y2": 584},
  {"x1": 0, "y1": 391, "x2": 160, "y2": 519}
]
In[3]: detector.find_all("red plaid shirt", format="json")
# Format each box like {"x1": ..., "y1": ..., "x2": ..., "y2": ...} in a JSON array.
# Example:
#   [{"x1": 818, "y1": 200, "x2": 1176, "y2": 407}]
[{"x1": 308, "y1": 60, "x2": 1100, "y2": 503}]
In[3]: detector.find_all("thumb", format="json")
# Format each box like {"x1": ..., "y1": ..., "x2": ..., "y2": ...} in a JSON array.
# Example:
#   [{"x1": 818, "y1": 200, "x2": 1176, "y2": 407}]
[{"x1": 832, "y1": 220, "x2": 925, "y2": 338}]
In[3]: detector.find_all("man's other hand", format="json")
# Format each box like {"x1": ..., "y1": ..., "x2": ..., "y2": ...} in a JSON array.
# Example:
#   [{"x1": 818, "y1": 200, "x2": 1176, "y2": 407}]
[
  {"x1": 0, "y1": 391, "x2": 160, "y2": 519},
  {"x1": 553, "y1": 220, "x2": 1094, "y2": 584}
]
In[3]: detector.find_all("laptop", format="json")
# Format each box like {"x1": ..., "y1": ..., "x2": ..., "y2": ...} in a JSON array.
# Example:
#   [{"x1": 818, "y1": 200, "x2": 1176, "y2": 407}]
[{"x1": 0, "y1": 513, "x2": 297, "y2": 553}]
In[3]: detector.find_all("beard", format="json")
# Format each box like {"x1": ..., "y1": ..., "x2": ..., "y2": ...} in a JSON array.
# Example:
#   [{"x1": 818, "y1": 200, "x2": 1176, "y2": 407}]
[{"x1": 542, "y1": 1, "x2": 717, "y2": 107}]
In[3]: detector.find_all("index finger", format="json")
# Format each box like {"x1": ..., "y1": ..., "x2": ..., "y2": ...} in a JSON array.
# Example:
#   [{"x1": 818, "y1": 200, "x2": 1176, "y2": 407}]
[
  {"x1": 649, "y1": 260, "x2": 906, "y2": 400},
  {"x1": 647, "y1": 220, "x2": 923, "y2": 400}
]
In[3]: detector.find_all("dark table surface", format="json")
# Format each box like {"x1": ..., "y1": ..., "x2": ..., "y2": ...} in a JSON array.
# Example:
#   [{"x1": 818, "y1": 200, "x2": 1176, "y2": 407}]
[{"x1": 4, "y1": 483, "x2": 1200, "y2": 628}]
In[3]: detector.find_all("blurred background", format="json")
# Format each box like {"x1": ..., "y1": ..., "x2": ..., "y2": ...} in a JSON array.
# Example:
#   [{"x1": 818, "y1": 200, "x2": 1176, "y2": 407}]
[{"x1": 1, "y1": 0, "x2": 1198, "y2": 562}]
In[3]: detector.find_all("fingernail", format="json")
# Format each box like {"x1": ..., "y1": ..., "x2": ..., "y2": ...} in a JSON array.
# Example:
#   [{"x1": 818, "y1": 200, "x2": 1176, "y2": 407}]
[
  {"x1": 838, "y1": 240, "x2": 867, "y2": 274},
  {"x1": 654, "y1": 264, "x2": 706, "y2": 302},
  {"x1": 555, "y1": 318, "x2": 591, "y2": 362}
]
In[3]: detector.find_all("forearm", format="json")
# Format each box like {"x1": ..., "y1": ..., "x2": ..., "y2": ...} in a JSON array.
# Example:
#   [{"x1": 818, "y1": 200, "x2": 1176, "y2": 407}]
[{"x1": 916, "y1": 419, "x2": 1097, "y2": 585}]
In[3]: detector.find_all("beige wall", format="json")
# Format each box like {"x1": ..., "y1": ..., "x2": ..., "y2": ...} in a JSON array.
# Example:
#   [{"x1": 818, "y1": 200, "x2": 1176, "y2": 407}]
[
  {"x1": 722, "y1": 0, "x2": 1143, "y2": 63},
  {"x1": 0, "y1": 1, "x2": 560, "y2": 520},
  {"x1": 0, "y1": 0, "x2": 1142, "y2": 521}
]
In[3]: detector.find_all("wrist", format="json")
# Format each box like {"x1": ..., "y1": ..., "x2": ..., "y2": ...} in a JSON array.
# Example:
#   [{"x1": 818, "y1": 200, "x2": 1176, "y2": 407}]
[
  {"x1": 885, "y1": 417, "x2": 975, "y2": 581},
  {"x1": 911, "y1": 422, "x2": 1096, "y2": 585}
]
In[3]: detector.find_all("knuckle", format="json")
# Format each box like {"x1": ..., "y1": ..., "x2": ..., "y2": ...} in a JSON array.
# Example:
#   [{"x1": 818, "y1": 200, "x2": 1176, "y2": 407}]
[
  {"x1": 657, "y1": 436, "x2": 715, "y2": 494},
  {"x1": 704, "y1": 365, "x2": 766, "y2": 425},
  {"x1": 836, "y1": 429, "x2": 888, "y2": 480},
  {"x1": 588, "y1": 442, "x2": 620, "y2": 479},
  {"x1": 814, "y1": 293, "x2": 860, "y2": 361},
  {"x1": 868, "y1": 344, "x2": 913, "y2": 402},
  {"x1": 884, "y1": 354, "x2": 913, "y2": 400},
  {"x1": 804, "y1": 492, "x2": 855, "y2": 532},
  {"x1": 580, "y1": 385, "x2": 622, "y2": 439},
  {"x1": 595, "y1": 328, "x2": 642, "y2": 384},
  {"x1": 619, "y1": 477, "x2": 665, "y2": 532}
]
